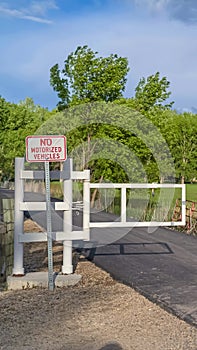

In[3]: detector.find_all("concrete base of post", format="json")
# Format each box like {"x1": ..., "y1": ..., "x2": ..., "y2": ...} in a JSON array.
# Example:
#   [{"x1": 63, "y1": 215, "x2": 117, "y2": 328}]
[{"x1": 7, "y1": 271, "x2": 81, "y2": 290}]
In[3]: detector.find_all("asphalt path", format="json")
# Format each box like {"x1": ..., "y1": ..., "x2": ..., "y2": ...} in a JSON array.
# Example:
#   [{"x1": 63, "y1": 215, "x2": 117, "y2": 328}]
[{"x1": 0, "y1": 188, "x2": 197, "y2": 327}]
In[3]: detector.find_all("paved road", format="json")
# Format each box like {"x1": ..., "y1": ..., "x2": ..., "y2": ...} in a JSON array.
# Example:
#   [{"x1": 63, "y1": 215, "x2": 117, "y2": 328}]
[{"x1": 1, "y1": 188, "x2": 197, "y2": 327}]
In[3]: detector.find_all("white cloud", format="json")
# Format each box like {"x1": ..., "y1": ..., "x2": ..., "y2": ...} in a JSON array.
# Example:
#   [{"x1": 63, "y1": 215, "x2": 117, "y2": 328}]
[
  {"x1": 134, "y1": 0, "x2": 170, "y2": 12},
  {"x1": 0, "y1": 0, "x2": 58, "y2": 24},
  {"x1": 134, "y1": 0, "x2": 197, "y2": 24},
  {"x1": 20, "y1": 15, "x2": 53, "y2": 24},
  {"x1": 0, "y1": 6, "x2": 22, "y2": 17},
  {"x1": 27, "y1": 1, "x2": 58, "y2": 16}
]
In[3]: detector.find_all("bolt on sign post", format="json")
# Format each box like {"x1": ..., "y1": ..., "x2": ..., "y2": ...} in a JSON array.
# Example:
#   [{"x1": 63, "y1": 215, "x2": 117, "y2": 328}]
[{"x1": 26, "y1": 135, "x2": 67, "y2": 291}]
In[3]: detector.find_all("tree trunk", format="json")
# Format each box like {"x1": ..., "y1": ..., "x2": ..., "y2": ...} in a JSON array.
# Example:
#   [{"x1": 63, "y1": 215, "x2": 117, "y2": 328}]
[
  {"x1": 90, "y1": 175, "x2": 103, "y2": 208},
  {"x1": 160, "y1": 176, "x2": 164, "y2": 184}
]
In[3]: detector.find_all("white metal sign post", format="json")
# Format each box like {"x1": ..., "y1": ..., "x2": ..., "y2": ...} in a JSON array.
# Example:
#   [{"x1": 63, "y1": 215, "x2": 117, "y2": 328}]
[
  {"x1": 26, "y1": 135, "x2": 67, "y2": 291},
  {"x1": 44, "y1": 160, "x2": 53, "y2": 291}
]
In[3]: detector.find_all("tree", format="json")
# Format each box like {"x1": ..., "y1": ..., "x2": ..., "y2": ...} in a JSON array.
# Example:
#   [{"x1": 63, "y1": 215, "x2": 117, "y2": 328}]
[
  {"x1": 135, "y1": 72, "x2": 174, "y2": 111},
  {"x1": 0, "y1": 97, "x2": 52, "y2": 180},
  {"x1": 162, "y1": 112, "x2": 197, "y2": 183},
  {"x1": 123, "y1": 72, "x2": 174, "y2": 113},
  {"x1": 50, "y1": 45, "x2": 129, "y2": 110},
  {"x1": 146, "y1": 108, "x2": 197, "y2": 183},
  {"x1": 38, "y1": 101, "x2": 175, "y2": 186}
]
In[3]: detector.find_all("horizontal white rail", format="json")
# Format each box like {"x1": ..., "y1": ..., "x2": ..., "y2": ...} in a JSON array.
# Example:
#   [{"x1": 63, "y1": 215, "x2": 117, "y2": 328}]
[
  {"x1": 55, "y1": 230, "x2": 89, "y2": 241},
  {"x1": 19, "y1": 230, "x2": 89, "y2": 243},
  {"x1": 19, "y1": 202, "x2": 69, "y2": 211},
  {"x1": 20, "y1": 170, "x2": 69, "y2": 180},
  {"x1": 71, "y1": 170, "x2": 90, "y2": 180},
  {"x1": 19, "y1": 233, "x2": 48, "y2": 242},
  {"x1": 20, "y1": 169, "x2": 90, "y2": 180},
  {"x1": 89, "y1": 221, "x2": 185, "y2": 228},
  {"x1": 90, "y1": 183, "x2": 184, "y2": 189}
]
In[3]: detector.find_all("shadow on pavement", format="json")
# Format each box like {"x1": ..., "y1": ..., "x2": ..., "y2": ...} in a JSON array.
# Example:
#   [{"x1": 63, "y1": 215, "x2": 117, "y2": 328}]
[{"x1": 85, "y1": 241, "x2": 173, "y2": 261}]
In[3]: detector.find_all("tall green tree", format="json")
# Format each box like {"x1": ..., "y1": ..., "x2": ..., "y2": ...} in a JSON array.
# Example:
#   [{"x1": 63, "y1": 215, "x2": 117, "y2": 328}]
[
  {"x1": 134, "y1": 72, "x2": 174, "y2": 112},
  {"x1": 50, "y1": 45, "x2": 129, "y2": 110},
  {"x1": 162, "y1": 112, "x2": 197, "y2": 183},
  {"x1": 146, "y1": 108, "x2": 197, "y2": 183},
  {"x1": 116, "y1": 72, "x2": 174, "y2": 113},
  {"x1": 38, "y1": 102, "x2": 175, "y2": 186}
]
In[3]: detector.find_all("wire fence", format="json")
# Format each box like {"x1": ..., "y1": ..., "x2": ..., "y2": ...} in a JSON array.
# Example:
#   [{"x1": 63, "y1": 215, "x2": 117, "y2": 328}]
[
  {"x1": 0, "y1": 199, "x2": 14, "y2": 287},
  {"x1": 172, "y1": 199, "x2": 197, "y2": 235}
]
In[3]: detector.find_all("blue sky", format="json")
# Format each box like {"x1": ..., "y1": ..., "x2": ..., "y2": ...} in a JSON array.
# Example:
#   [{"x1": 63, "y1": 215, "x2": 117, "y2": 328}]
[{"x1": 0, "y1": 0, "x2": 197, "y2": 111}]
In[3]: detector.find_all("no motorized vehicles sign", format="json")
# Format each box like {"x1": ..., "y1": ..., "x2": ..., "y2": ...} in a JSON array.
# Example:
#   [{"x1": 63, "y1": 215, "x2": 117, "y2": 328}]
[{"x1": 26, "y1": 135, "x2": 67, "y2": 162}]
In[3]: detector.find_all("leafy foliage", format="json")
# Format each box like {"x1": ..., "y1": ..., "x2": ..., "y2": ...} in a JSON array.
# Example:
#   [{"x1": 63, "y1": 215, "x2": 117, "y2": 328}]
[
  {"x1": 118, "y1": 72, "x2": 174, "y2": 113},
  {"x1": 38, "y1": 102, "x2": 175, "y2": 185},
  {"x1": 0, "y1": 97, "x2": 52, "y2": 179},
  {"x1": 50, "y1": 45, "x2": 129, "y2": 109},
  {"x1": 147, "y1": 108, "x2": 197, "y2": 183},
  {"x1": 134, "y1": 72, "x2": 174, "y2": 111}
]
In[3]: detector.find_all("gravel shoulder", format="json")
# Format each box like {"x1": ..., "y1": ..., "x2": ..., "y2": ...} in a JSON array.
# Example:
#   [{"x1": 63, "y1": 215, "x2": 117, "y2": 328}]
[{"x1": 0, "y1": 219, "x2": 196, "y2": 350}]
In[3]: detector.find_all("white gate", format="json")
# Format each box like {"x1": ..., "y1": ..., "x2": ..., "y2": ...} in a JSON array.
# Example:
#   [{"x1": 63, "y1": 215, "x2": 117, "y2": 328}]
[
  {"x1": 13, "y1": 157, "x2": 186, "y2": 276},
  {"x1": 13, "y1": 157, "x2": 90, "y2": 275},
  {"x1": 89, "y1": 183, "x2": 186, "y2": 228}
]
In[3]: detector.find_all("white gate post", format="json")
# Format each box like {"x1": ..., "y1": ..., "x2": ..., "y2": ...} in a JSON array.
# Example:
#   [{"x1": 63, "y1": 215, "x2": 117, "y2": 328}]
[
  {"x1": 13, "y1": 157, "x2": 24, "y2": 275},
  {"x1": 62, "y1": 158, "x2": 73, "y2": 274},
  {"x1": 83, "y1": 170, "x2": 90, "y2": 241},
  {"x1": 121, "y1": 187, "x2": 127, "y2": 223}
]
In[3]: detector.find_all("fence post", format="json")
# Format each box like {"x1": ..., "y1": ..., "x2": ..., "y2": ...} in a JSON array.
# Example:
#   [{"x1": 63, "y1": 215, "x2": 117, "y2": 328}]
[
  {"x1": 181, "y1": 184, "x2": 186, "y2": 226},
  {"x1": 2, "y1": 198, "x2": 14, "y2": 278},
  {"x1": 0, "y1": 222, "x2": 5, "y2": 277},
  {"x1": 121, "y1": 187, "x2": 127, "y2": 223},
  {"x1": 13, "y1": 157, "x2": 24, "y2": 275},
  {"x1": 62, "y1": 158, "x2": 73, "y2": 274},
  {"x1": 83, "y1": 170, "x2": 90, "y2": 241}
]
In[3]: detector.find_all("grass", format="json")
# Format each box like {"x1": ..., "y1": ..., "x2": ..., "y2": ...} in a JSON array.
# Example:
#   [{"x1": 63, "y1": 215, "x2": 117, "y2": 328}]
[
  {"x1": 91, "y1": 185, "x2": 197, "y2": 223},
  {"x1": 50, "y1": 181, "x2": 83, "y2": 201},
  {"x1": 186, "y1": 184, "x2": 197, "y2": 201},
  {"x1": 102, "y1": 188, "x2": 181, "y2": 222}
]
